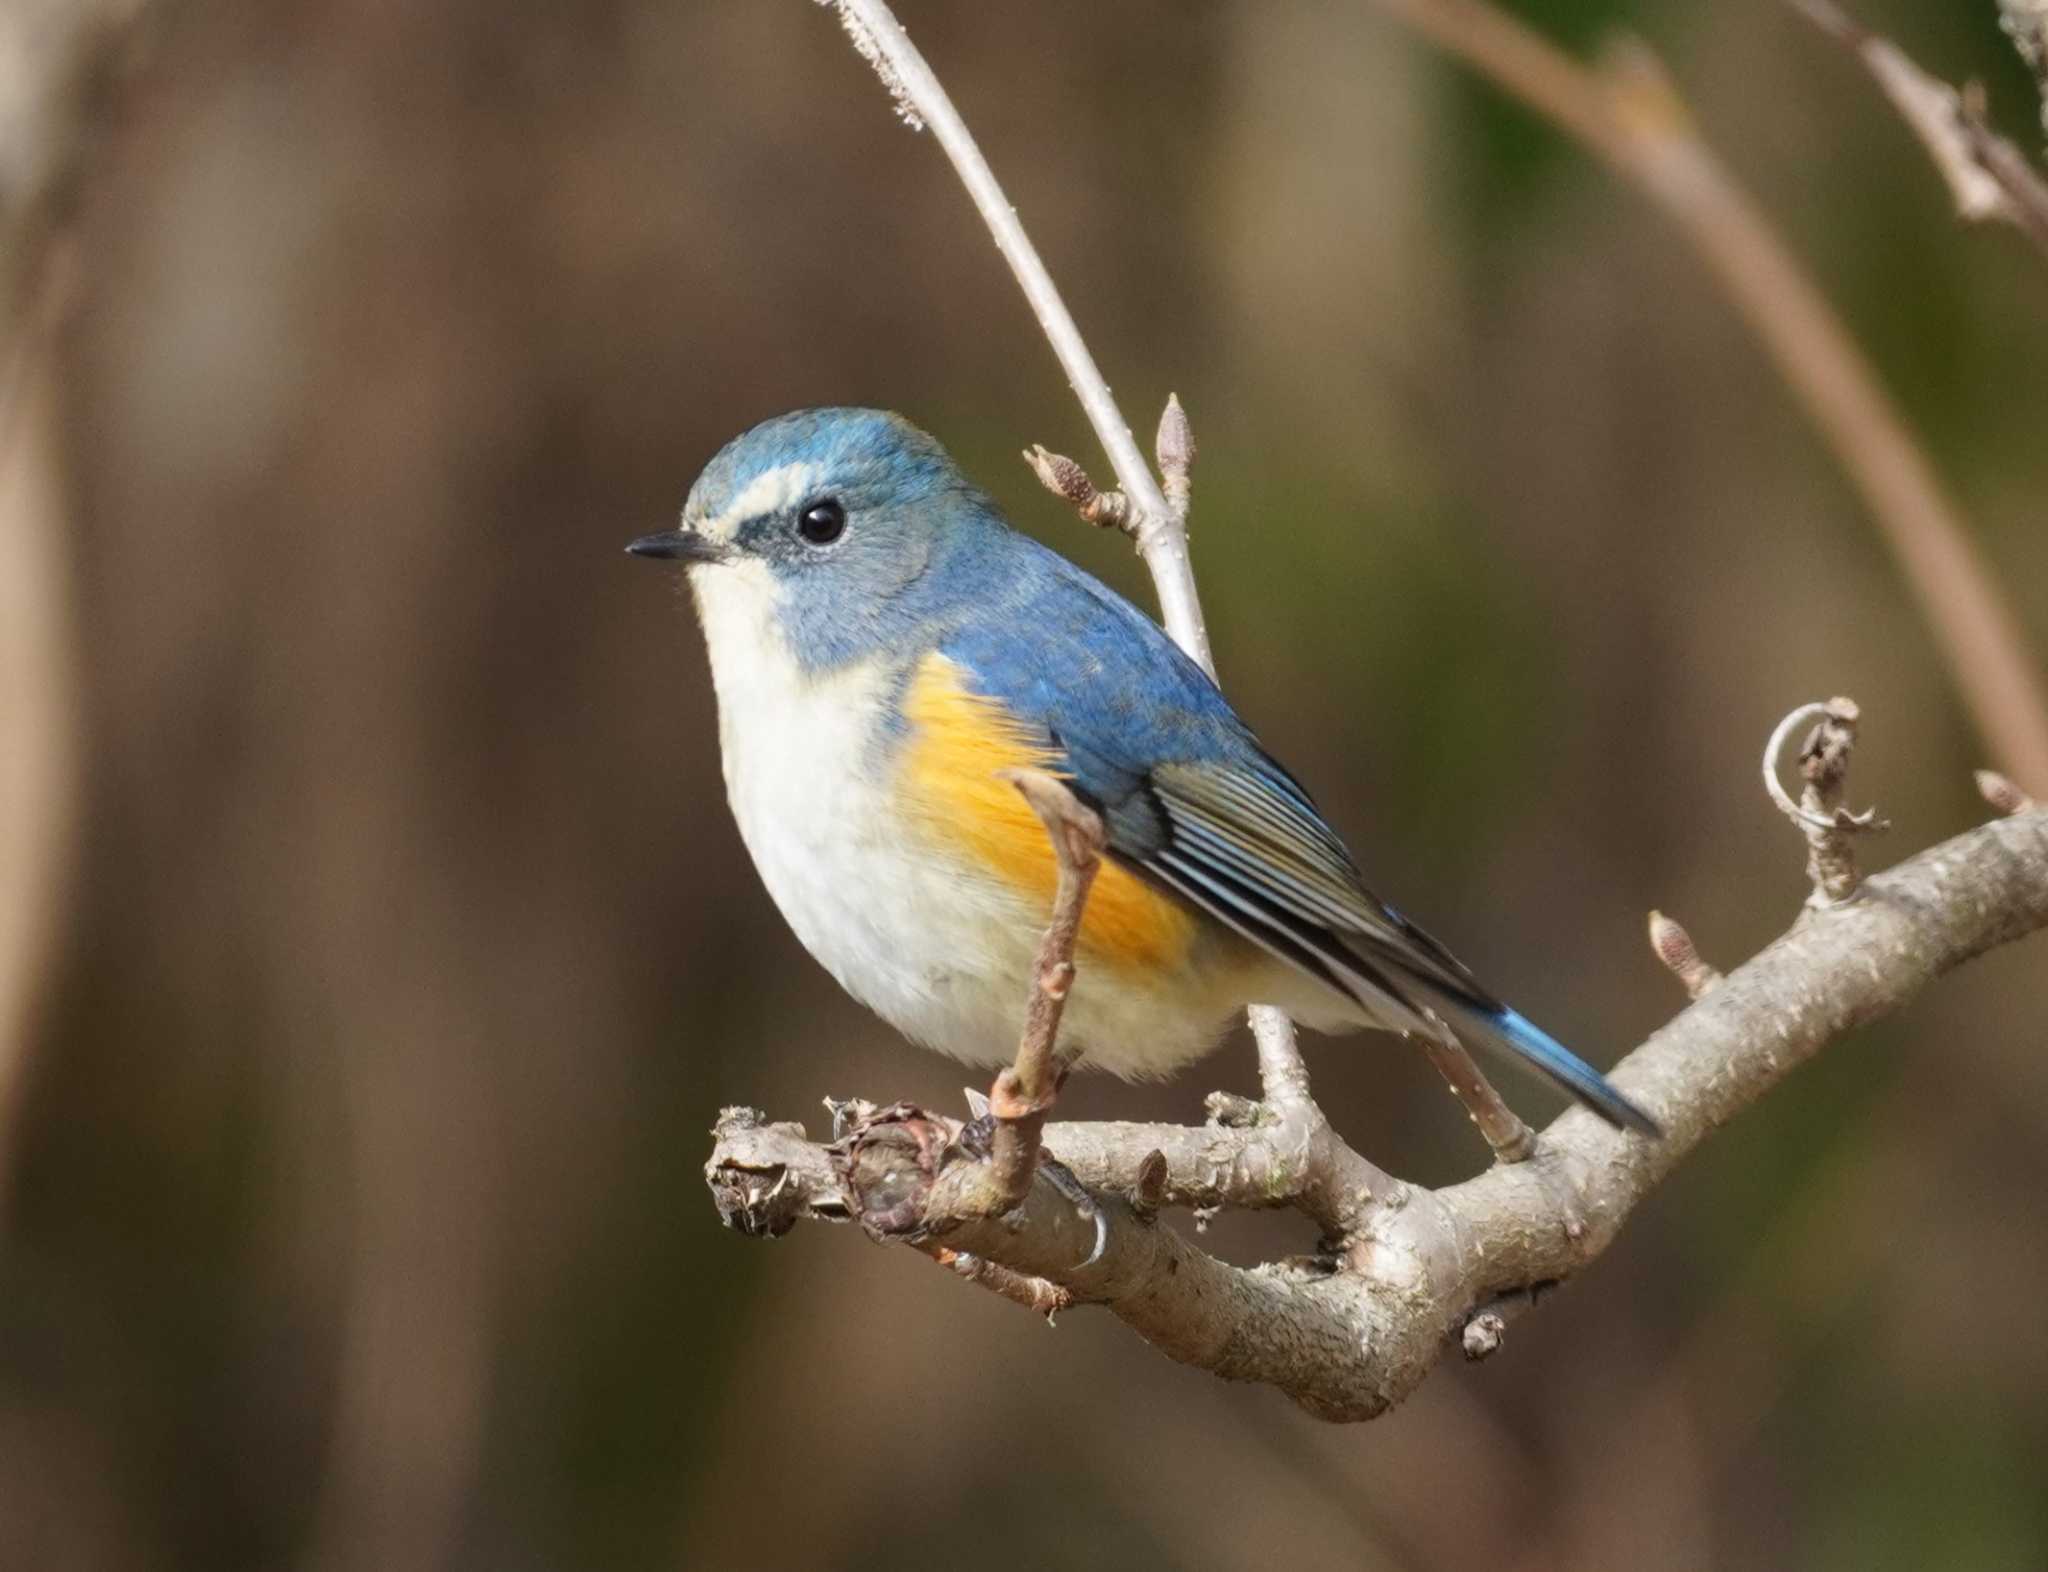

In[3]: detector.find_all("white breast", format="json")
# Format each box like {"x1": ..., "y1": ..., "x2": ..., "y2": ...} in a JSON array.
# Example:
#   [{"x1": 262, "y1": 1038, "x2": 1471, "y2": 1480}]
[
  {"x1": 689, "y1": 563, "x2": 1020, "y2": 1058},
  {"x1": 688, "y1": 563, "x2": 1273, "y2": 1077}
]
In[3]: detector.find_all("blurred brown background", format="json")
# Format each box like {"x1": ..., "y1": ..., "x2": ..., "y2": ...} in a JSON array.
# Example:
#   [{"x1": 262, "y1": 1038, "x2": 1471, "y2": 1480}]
[{"x1": 5, "y1": 1, "x2": 2048, "y2": 1567}]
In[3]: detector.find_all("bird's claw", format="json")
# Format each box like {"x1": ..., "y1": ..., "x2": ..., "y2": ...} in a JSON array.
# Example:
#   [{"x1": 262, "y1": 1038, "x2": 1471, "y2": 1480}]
[{"x1": 1038, "y1": 1150, "x2": 1109, "y2": 1266}]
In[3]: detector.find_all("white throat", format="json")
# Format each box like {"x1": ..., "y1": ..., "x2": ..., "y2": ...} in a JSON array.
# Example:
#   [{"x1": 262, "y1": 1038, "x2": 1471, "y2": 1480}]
[{"x1": 688, "y1": 557, "x2": 892, "y2": 845}]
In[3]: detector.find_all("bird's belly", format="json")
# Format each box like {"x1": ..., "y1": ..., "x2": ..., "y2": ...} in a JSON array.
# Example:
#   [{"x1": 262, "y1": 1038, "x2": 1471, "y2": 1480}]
[
  {"x1": 742, "y1": 797, "x2": 1043, "y2": 1063},
  {"x1": 736, "y1": 778, "x2": 1250, "y2": 1076},
  {"x1": 719, "y1": 710, "x2": 1246, "y2": 1078}
]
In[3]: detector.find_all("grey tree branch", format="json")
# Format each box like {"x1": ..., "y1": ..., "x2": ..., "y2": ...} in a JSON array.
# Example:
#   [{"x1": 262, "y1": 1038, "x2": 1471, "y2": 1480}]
[{"x1": 710, "y1": 771, "x2": 2048, "y2": 1420}]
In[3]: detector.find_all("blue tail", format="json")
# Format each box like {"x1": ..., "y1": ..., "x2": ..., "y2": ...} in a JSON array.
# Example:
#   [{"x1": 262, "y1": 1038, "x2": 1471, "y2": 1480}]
[{"x1": 1459, "y1": 1005, "x2": 1661, "y2": 1137}]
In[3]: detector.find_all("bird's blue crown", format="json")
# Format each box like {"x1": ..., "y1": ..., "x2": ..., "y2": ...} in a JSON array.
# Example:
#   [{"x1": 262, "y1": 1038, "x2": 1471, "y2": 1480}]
[{"x1": 684, "y1": 408, "x2": 962, "y2": 531}]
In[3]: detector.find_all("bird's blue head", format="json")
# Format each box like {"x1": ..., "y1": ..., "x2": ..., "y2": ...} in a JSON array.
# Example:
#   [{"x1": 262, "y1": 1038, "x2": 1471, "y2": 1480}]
[{"x1": 630, "y1": 408, "x2": 999, "y2": 672}]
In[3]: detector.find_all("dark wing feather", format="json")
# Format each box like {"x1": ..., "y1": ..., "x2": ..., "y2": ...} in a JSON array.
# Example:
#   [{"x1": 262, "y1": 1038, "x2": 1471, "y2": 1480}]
[
  {"x1": 1131, "y1": 759, "x2": 1503, "y2": 1026},
  {"x1": 932, "y1": 534, "x2": 1495, "y2": 1027}
]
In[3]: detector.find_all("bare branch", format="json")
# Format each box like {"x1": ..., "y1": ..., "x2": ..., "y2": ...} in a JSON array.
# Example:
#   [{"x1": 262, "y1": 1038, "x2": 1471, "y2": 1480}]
[
  {"x1": 705, "y1": 1106, "x2": 847, "y2": 1236},
  {"x1": 710, "y1": 1094, "x2": 1400, "y2": 1241},
  {"x1": 929, "y1": 1247, "x2": 1072, "y2": 1320},
  {"x1": 825, "y1": 0, "x2": 1212, "y2": 668},
  {"x1": 1958, "y1": 84, "x2": 2048, "y2": 254},
  {"x1": 1416, "y1": 1028, "x2": 1537, "y2": 1164},
  {"x1": 1368, "y1": 0, "x2": 2048, "y2": 795},
  {"x1": 2000, "y1": 0, "x2": 2048, "y2": 138},
  {"x1": 975, "y1": 770, "x2": 1104, "y2": 1215},
  {"x1": 1789, "y1": 0, "x2": 2048, "y2": 259},
  {"x1": 708, "y1": 800, "x2": 2048, "y2": 1419}
]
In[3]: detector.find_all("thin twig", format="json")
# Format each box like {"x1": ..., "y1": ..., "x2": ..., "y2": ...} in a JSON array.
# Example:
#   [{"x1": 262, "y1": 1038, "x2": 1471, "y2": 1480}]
[
  {"x1": 826, "y1": 0, "x2": 1211, "y2": 667},
  {"x1": 1999, "y1": 0, "x2": 2048, "y2": 139},
  {"x1": 1788, "y1": 0, "x2": 2048, "y2": 259},
  {"x1": 1417, "y1": 1030, "x2": 1538, "y2": 1164},
  {"x1": 1763, "y1": 699, "x2": 1887, "y2": 906},
  {"x1": 1959, "y1": 85, "x2": 2048, "y2": 254},
  {"x1": 929, "y1": 1247, "x2": 1073, "y2": 1320},
  {"x1": 1368, "y1": 0, "x2": 2048, "y2": 795}
]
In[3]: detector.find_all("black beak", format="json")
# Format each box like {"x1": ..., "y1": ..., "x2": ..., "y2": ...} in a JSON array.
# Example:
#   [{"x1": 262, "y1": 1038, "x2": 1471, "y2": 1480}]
[{"x1": 626, "y1": 528, "x2": 724, "y2": 563}]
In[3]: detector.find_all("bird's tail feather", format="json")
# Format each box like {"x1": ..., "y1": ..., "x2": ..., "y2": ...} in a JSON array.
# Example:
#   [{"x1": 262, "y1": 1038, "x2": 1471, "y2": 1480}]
[{"x1": 1422, "y1": 995, "x2": 1661, "y2": 1138}]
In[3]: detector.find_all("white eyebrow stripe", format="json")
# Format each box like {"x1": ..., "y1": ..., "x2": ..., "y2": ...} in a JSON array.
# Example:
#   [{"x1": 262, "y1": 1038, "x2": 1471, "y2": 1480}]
[{"x1": 706, "y1": 462, "x2": 818, "y2": 539}]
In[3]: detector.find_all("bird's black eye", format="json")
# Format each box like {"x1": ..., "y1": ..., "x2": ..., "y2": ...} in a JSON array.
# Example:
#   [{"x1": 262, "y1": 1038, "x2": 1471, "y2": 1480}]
[{"x1": 796, "y1": 498, "x2": 846, "y2": 546}]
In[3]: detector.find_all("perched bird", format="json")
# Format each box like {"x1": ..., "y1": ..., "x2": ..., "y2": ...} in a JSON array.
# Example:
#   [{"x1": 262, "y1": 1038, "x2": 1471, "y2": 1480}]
[{"x1": 630, "y1": 408, "x2": 1656, "y2": 1136}]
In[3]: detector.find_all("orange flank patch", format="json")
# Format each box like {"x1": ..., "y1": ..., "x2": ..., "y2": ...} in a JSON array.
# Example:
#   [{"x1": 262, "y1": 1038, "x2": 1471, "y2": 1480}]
[{"x1": 897, "y1": 654, "x2": 1197, "y2": 973}]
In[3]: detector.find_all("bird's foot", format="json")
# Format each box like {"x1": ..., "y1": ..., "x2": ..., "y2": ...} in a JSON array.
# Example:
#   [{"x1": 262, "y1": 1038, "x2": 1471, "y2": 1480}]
[{"x1": 957, "y1": 1098, "x2": 1108, "y2": 1267}]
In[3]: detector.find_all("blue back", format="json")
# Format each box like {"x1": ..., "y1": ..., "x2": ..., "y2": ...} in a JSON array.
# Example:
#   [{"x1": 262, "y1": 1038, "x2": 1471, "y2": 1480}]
[{"x1": 931, "y1": 529, "x2": 1292, "y2": 844}]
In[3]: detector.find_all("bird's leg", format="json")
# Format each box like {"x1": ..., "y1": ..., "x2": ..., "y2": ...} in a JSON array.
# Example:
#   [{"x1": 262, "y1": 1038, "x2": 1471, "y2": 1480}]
[
  {"x1": 1030, "y1": 1151, "x2": 1108, "y2": 1266},
  {"x1": 1417, "y1": 1024, "x2": 1538, "y2": 1165},
  {"x1": 957, "y1": 1069, "x2": 1107, "y2": 1265}
]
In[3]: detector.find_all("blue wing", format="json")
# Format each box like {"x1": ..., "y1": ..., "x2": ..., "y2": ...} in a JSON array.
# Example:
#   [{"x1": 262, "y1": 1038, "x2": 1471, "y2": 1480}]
[{"x1": 937, "y1": 532, "x2": 1658, "y2": 1136}]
